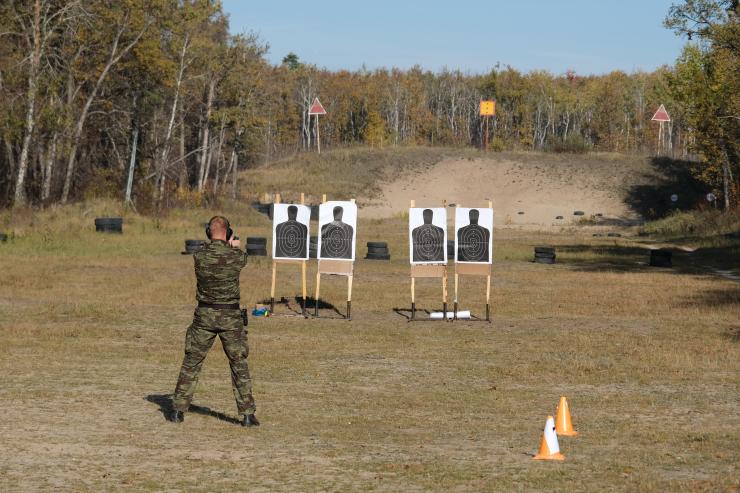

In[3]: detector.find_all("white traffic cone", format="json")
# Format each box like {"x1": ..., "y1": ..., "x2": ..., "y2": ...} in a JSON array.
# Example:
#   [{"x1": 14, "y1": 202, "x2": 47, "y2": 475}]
[{"x1": 533, "y1": 415, "x2": 565, "y2": 460}]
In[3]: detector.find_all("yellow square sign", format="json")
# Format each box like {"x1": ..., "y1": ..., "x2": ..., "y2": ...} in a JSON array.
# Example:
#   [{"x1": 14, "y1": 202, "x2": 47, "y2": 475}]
[{"x1": 479, "y1": 100, "x2": 496, "y2": 116}]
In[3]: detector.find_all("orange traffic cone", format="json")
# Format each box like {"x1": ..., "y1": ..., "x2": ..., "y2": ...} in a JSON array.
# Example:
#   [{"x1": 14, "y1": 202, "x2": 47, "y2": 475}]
[
  {"x1": 533, "y1": 415, "x2": 565, "y2": 460},
  {"x1": 555, "y1": 396, "x2": 578, "y2": 436}
]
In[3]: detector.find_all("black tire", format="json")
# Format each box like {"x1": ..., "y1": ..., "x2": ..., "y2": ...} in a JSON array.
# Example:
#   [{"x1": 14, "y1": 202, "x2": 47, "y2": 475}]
[
  {"x1": 246, "y1": 237, "x2": 267, "y2": 245},
  {"x1": 247, "y1": 248, "x2": 268, "y2": 256},
  {"x1": 184, "y1": 240, "x2": 206, "y2": 253},
  {"x1": 650, "y1": 250, "x2": 672, "y2": 267},
  {"x1": 573, "y1": 211, "x2": 585, "y2": 216},
  {"x1": 367, "y1": 246, "x2": 389, "y2": 255},
  {"x1": 517, "y1": 211, "x2": 525, "y2": 215},
  {"x1": 534, "y1": 257, "x2": 555, "y2": 264},
  {"x1": 367, "y1": 241, "x2": 388, "y2": 248},
  {"x1": 0, "y1": 233, "x2": 7, "y2": 242},
  {"x1": 607, "y1": 233, "x2": 621, "y2": 237},
  {"x1": 365, "y1": 254, "x2": 391, "y2": 260},
  {"x1": 555, "y1": 216, "x2": 564, "y2": 220},
  {"x1": 95, "y1": 217, "x2": 123, "y2": 233},
  {"x1": 534, "y1": 246, "x2": 555, "y2": 254}
]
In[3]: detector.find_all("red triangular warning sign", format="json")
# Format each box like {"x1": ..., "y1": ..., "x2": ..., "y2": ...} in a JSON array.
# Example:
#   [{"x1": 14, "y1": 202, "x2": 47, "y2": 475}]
[
  {"x1": 308, "y1": 98, "x2": 326, "y2": 115},
  {"x1": 651, "y1": 104, "x2": 670, "y2": 122}
]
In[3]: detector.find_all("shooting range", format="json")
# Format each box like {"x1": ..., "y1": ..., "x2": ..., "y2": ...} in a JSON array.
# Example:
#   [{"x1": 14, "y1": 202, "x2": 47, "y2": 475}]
[
  {"x1": 270, "y1": 193, "x2": 310, "y2": 316},
  {"x1": 408, "y1": 201, "x2": 449, "y2": 320},
  {"x1": 314, "y1": 196, "x2": 356, "y2": 319},
  {"x1": 453, "y1": 203, "x2": 494, "y2": 321}
]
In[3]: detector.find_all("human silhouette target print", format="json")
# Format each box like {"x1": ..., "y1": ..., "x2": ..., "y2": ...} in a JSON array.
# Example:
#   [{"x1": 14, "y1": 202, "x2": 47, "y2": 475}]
[
  {"x1": 318, "y1": 201, "x2": 357, "y2": 261},
  {"x1": 409, "y1": 207, "x2": 447, "y2": 264},
  {"x1": 455, "y1": 207, "x2": 493, "y2": 264},
  {"x1": 272, "y1": 204, "x2": 311, "y2": 260}
]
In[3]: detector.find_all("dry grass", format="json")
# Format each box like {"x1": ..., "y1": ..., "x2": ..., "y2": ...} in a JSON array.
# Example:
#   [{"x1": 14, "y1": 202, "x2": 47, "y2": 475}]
[{"x1": 0, "y1": 201, "x2": 738, "y2": 492}]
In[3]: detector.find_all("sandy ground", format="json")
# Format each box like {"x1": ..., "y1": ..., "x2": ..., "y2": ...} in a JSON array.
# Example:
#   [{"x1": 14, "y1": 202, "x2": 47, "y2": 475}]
[{"x1": 365, "y1": 155, "x2": 643, "y2": 227}]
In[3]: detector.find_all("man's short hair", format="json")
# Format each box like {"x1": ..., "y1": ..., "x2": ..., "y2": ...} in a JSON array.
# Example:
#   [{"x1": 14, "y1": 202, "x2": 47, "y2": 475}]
[{"x1": 209, "y1": 216, "x2": 229, "y2": 235}]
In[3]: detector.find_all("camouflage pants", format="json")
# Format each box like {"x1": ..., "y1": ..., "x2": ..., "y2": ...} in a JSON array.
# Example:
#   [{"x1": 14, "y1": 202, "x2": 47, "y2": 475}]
[{"x1": 172, "y1": 308, "x2": 255, "y2": 415}]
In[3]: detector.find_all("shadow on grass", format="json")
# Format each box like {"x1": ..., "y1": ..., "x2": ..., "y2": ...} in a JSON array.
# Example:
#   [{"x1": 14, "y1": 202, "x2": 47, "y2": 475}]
[
  {"x1": 677, "y1": 288, "x2": 740, "y2": 309},
  {"x1": 626, "y1": 157, "x2": 708, "y2": 218},
  {"x1": 145, "y1": 394, "x2": 241, "y2": 425},
  {"x1": 393, "y1": 307, "x2": 453, "y2": 322},
  {"x1": 556, "y1": 239, "x2": 740, "y2": 280}
]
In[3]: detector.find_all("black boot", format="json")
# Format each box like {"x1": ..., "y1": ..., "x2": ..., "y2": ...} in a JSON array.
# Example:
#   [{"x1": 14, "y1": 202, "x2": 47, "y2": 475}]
[
  {"x1": 241, "y1": 413, "x2": 260, "y2": 427},
  {"x1": 168, "y1": 410, "x2": 184, "y2": 423}
]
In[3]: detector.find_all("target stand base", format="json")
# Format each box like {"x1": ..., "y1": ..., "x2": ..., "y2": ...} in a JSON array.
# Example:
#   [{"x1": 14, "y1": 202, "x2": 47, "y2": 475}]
[
  {"x1": 453, "y1": 262, "x2": 492, "y2": 324},
  {"x1": 269, "y1": 258, "x2": 309, "y2": 320},
  {"x1": 409, "y1": 263, "x2": 449, "y2": 323},
  {"x1": 314, "y1": 259, "x2": 354, "y2": 321}
]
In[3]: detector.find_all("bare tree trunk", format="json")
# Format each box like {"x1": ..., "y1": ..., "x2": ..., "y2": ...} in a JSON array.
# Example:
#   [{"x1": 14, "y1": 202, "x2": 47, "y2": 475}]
[
  {"x1": 41, "y1": 132, "x2": 57, "y2": 202},
  {"x1": 14, "y1": 0, "x2": 42, "y2": 207},
  {"x1": 61, "y1": 17, "x2": 149, "y2": 204},
  {"x1": 155, "y1": 35, "x2": 189, "y2": 192},
  {"x1": 125, "y1": 127, "x2": 138, "y2": 204},
  {"x1": 210, "y1": 116, "x2": 226, "y2": 194},
  {"x1": 231, "y1": 149, "x2": 238, "y2": 199},
  {"x1": 197, "y1": 79, "x2": 215, "y2": 192},
  {"x1": 178, "y1": 114, "x2": 187, "y2": 188}
]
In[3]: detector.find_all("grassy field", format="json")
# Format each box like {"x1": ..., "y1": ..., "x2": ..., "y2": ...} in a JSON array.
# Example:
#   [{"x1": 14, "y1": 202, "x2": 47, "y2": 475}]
[{"x1": 0, "y1": 199, "x2": 738, "y2": 492}]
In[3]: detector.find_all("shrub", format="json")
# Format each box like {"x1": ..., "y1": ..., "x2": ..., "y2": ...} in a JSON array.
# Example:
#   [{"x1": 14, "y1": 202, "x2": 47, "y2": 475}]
[{"x1": 547, "y1": 134, "x2": 592, "y2": 154}]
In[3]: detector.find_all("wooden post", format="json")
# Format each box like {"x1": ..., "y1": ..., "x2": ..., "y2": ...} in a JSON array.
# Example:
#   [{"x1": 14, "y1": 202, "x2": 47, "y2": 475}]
[
  {"x1": 347, "y1": 274, "x2": 353, "y2": 320},
  {"x1": 454, "y1": 202, "x2": 460, "y2": 320},
  {"x1": 270, "y1": 261, "x2": 277, "y2": 312},
  {"x1": 442, "y1": 267, "x2": 448, "y2": 321},
  {"x1": 300, "y1": 192, "x2": 307, "y2": 317},
  {"x1": 314, "y1": 268, "x2": 321, "y2": 317},
  {"x1": 270, "y1": 193, "x2": 281, "y2": 312},
  {"x1": 484, "y1": 116, "x2": 488, "y2": 152},
  {"x1": 411, "y1": 277, "x2": 416, "y2": 321},
  {"x1": 316, "y1": 115, "x2": 321, "y2": 154},
  {"x1": 410, "y1": 199, "x2": 415, "y2": 320},
  {"x1": 486, "y1": 273, "x2": 491, "y2": 322},
  {"x1": 486, "y1": 199, "x2": 492, "y2": 322}
]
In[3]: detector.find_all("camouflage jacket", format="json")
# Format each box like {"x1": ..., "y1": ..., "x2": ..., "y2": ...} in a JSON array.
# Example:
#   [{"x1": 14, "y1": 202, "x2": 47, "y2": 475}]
[{"x1": 193, "y1": 240, "x2": 248, "y2": 305}]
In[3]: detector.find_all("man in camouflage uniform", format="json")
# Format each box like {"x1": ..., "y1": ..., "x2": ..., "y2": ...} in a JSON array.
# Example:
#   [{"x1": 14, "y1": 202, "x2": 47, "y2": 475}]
[{"x1": 170, "y1": 216, "x2": 259, "y2": 427}]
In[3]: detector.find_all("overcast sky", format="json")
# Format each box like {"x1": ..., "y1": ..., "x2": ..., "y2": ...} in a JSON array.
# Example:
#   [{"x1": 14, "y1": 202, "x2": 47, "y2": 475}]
[{"x1": 223, "y1": 0, "x2": 687, "y2": 75}]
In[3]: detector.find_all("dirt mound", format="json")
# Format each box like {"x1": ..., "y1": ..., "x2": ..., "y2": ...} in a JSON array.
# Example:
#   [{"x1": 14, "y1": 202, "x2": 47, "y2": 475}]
[{"x1": 364, "y1": 152, "x2": 650, "y2": 227}]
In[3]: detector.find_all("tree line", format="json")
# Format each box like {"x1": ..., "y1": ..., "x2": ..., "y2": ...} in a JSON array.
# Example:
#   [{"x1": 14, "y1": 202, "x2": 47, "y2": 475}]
[{"x1": 0, "y1": 0, "x2": 737, "y2": 210}]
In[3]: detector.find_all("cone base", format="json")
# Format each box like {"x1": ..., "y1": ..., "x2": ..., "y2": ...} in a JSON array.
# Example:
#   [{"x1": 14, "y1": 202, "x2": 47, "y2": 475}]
[
  {"x1": 556, "y1": 429, "x2": 578, "y2": 437},
  {"x1": 533, "y1": 452, "x2": 565, "y2": 461}
]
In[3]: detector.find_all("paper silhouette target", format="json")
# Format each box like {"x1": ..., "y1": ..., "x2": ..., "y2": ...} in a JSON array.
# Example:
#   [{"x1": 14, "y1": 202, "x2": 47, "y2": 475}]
[
  {"x1": 272, "y1": 204, "x2": 311, "y2": 260},
  {"x1": 317, "y1": 201, "x2": 357, "y2": 261},
  {"x1": 409, "y1": 207, "x2": 447, "y2": 264},
  {"x1": 455, "y1": 207, "x2": 493, "y2": 264}
]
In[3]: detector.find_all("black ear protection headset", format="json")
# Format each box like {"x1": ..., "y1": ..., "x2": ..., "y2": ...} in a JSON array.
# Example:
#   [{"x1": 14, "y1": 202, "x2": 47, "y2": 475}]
[{"x1": 205, "y1": 216, "x2": 233, "y2": 241}]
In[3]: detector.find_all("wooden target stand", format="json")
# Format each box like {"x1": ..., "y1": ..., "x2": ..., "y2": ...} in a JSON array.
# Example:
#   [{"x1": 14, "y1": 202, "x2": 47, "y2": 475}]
[
  {"x1": 409, "y1": 200, "x2": 449, "y2": 321},
  {"x1": 314, "y1": 195, "x2": 354, "y2": 320},
  {"x1": 270, "y1": 192, "x2": 308, "y2": 318},
  {"x1": 453, "y1": 201, "x2": 492, "y2": 323}
]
